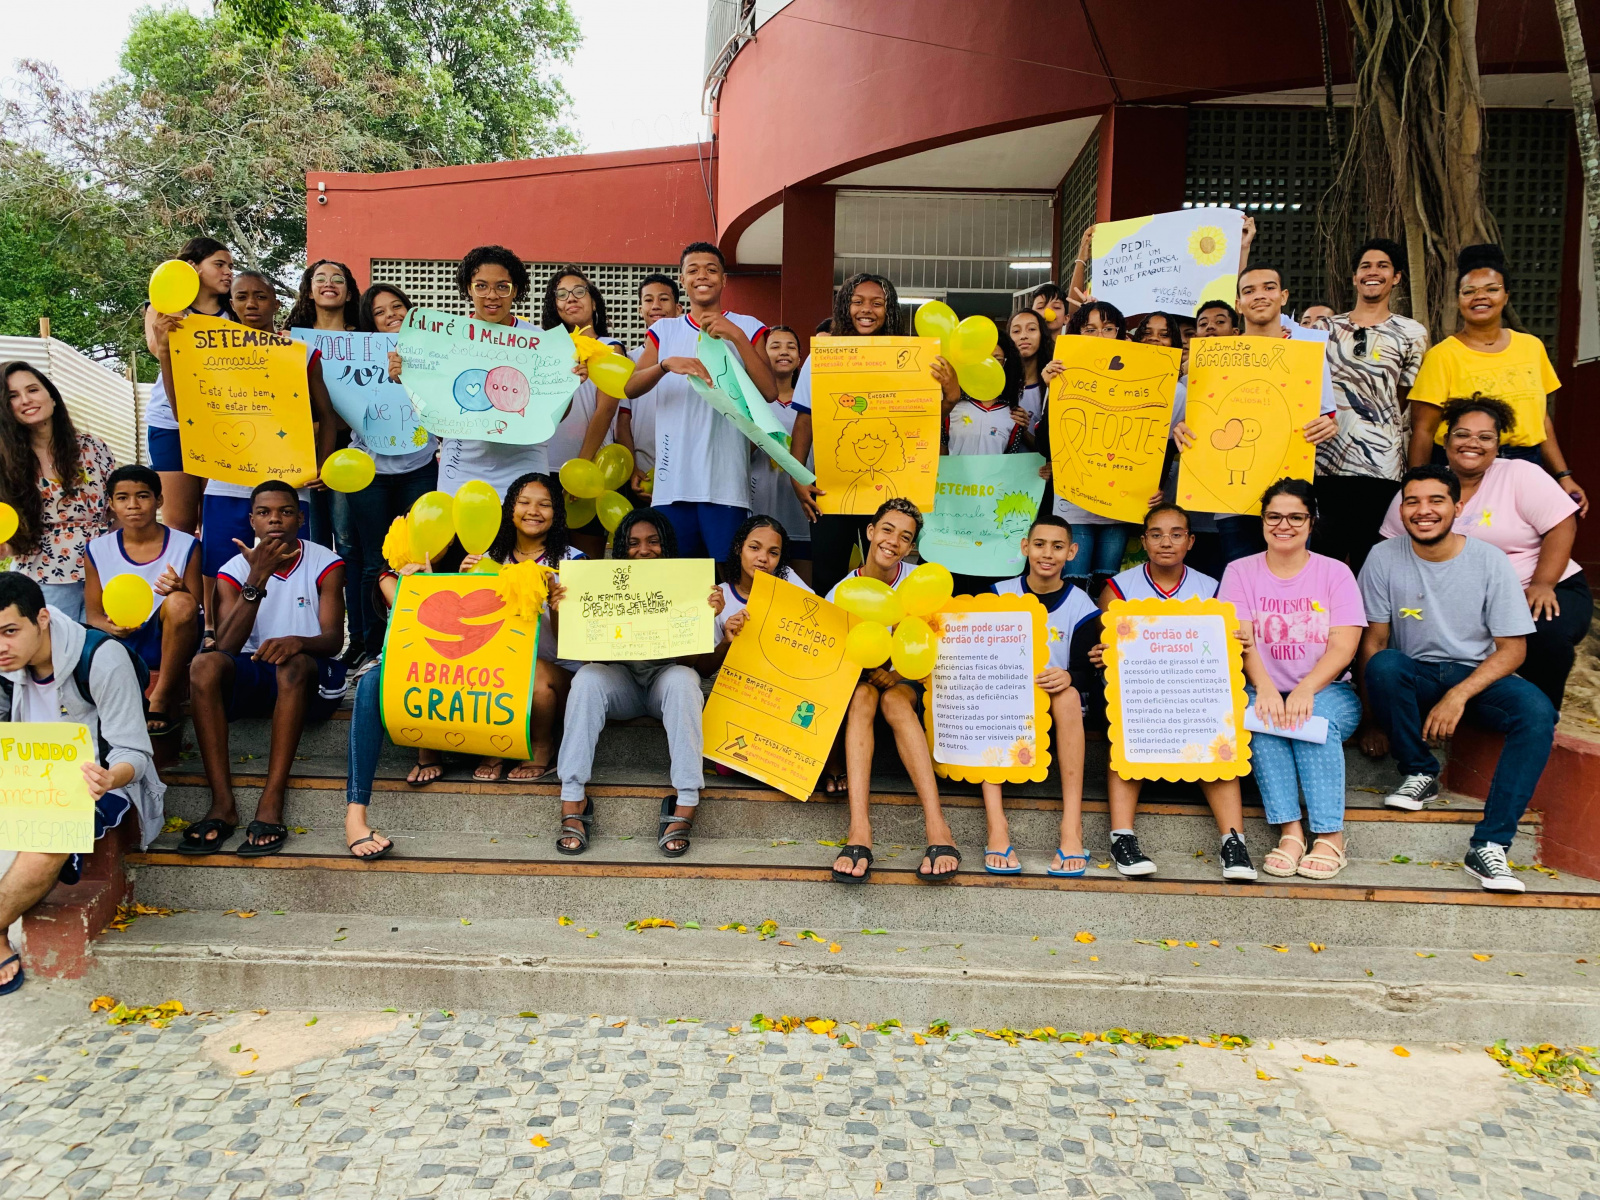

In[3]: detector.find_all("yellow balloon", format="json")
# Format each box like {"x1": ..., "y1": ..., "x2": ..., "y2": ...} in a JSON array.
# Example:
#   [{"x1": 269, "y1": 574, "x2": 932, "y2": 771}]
[
  {"x1": 102, "y1": 574, "x2": 155, "y2": 630},
  {"x1": 589, "y1": 352, "x2": 635, "y2": 400},
  {"x1": 844, "y1": 620, "x2": 892, "y2": 669},
  {"x1": 0, "y1": 501, "x2": 17, "y2": 544},
  {"x1": 321, "y1": 447, "x2": 375, "y2": 493},
  {"x1": 453, "y1": 479, "x2": 502, "y2": 555},
  {"x1": 956, "y1": 357, "x2": 1006, "y2": 402},
  {"x1": 913, "y1": 300, "x2": 958, "y2": 342},
  {"x1": 899, "y1": 562, "x2": 955, "y2": 617},
  {"x1": 594, "y1": 443, "x2": 635, "y2": 491},
  {"x1": 890, "y1": 615, "x2": 938, "y2": 680},
  {"x1": 947, "y1": 315, "x2": 999, "y2": 367},
  {"x1": 559, "y1": 457, "x2": 606, "y2": 500},
  {"x1": 832, "y1": 576, "x2": 905, "y2": 626},
  {"x1": 596, "y1": 489, "x2": 632, "y2": 533},
  {"x1": 564, "y1": 492, "x2": 597, "y2": 529},
  {"x1": 148, "y1": 259, "x2": 200, "y2": 315},
  {"x1": 639, "y1": 469, "x2": 654, "y2": 496},
  {"x1": 408, "y1": 490, "x2": 455, "y2": 561},
  {"x1": 470, "y1": 556, "x2": 501, "y2": 575}
]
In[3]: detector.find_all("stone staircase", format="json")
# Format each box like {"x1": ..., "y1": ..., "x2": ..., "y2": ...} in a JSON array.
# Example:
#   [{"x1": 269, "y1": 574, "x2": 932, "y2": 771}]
[{"x1": 84, "y1": 711, "x2": 1600, "y2": 1044}]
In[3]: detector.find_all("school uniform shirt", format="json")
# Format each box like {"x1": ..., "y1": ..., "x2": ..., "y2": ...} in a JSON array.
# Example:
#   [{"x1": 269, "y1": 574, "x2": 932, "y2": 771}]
[
  {"x1": 749, "y1": 394, "x2": 812, "y2": 543},
  {"x1": 715, "y1": 569, "x2": 813, "y2": 643},
  {"x1": 216, "y1": 538, "x2": 342, "y2": 654},
  {"x1": 536, "y1": 545, "x2": 586, "y2": 670},
  {"x1": 1103, "y1": 563, "x2": 1219, "y2": 602},
  {"x1": 204, "y1": 342, "x2": 322, "y2": 501},
  {"x1": 1019, "y1": 383, "x2": 1045, "y2": 434},
  {"x1": 86, "y1": 528, "x2": 198, "y2": 618},
  {"x1": 618, "y1": 344, "x2": 658, "y2": 476},
  {"x1": 646, "y1": 311, "x2": 769, "y2": 509},
  {"x1": 991, "y1": 576, "x2": 1098, "y2": 672},
  {"x1": 543, "y1": 337, "x2": 625, "y2": 473},
  {"x1": 437, "y1": 317, "x2": 551, "y2": 495},
  {"x1": 823, "y1": 561, "x2": 913, "y2": 605},
  {"x1": 350, "y1": 428, "x2": 438, "y2": 476},
  {"x1": 945, "y1": 400, "x2": 1023, "y2": 455}
]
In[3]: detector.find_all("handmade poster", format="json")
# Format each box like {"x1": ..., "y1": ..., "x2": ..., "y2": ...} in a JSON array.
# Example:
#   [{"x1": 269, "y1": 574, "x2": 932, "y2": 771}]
[
  {"x1": 0, "y1": 724, "x2": 96, "y2": 854},
  {"x1": 167, "y1": 314, "x2": 318, "y2": 487},
  {"x1": 1048, "y1": 336, "x2": 1179, "y2": 522},
  {"x1": 1104, "y1": 597, "x2": 1250, "y2": 781},
  {"x1": 1177, "y1": 336, "x2": 1324, "y2": 515},
  {"x1": 290, "y1": 328, "x2": 427, "y2": 455},
  {"x1": 923, "y1": 595, "x2": 1051, "y2": 784},
  {"x1": 690, "y1": 334, "x2": 815, "y2": 484},
  {"x1": 396, "y1": 307, "x2": 580, "y2": 444},
  {"x1": 702, "y1": 573, "x2": 859, "y2": 800},
  {"x1": 1090, "y1": 207, "x2": 1246, "y2": 316},
  {"x1": 807, "y1": 336, "x2": 943, "y2": 514},
  {"x1": 921, "y1": 454, "x2": 1047, "y2": 576},
  {"x1": 557, "y1": 558, "x2": 715, "y2": 661},
  {"x1": 379, "y1": 575, "x2": 540, "y2": 759}
]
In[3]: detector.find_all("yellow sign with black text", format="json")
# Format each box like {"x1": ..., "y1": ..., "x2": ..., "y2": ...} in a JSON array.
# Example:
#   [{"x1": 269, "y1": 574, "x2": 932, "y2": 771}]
[{"x1": 0, "y1": 723, "x2": 96, "y2": 854}]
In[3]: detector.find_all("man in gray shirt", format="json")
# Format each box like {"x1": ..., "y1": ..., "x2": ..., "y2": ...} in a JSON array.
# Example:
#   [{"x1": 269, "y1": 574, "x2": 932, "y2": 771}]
[{"x1": 1357, "y1": 464, "x2": 1555, "y2": 892}]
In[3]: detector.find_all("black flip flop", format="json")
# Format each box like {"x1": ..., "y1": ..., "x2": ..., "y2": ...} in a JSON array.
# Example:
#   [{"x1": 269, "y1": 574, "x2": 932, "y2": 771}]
[
  {"x1": 406, "y1": 761, "x2": 444, "y2": 787},
  {"x1": 821, "y1": 771, "x2": 848, "y2": 796},
  {"x1": 0, "y1": 954, "x2": 24, "y2": 996},
  {"x1": 235, "y1": 821, "x2": 288, "y2": 857},
  {"x1": 830, "y1": 844, "x2": 874, "y2": 884},
  {"x1": 347, "y1": 833, "x2": 393, "y2": 861},
  {"x1": 918, "y1": 844, "x2": 962, "y2": 883},
  {"x1": 146, "y1": 711, "x2": 182, "y2": 738},
  {"x1": 177, "y1": 817, "x2": 235, "y2": 855}
]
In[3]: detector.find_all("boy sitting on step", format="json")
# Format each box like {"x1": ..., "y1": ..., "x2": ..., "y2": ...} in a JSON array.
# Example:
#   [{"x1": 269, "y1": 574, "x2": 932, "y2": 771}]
[
  {"x1": 84, "y1": 465, "x2": 202, "y2": 739},
  {"x1": 184, "y1": 481, "x2": 347, "y2": 858}
]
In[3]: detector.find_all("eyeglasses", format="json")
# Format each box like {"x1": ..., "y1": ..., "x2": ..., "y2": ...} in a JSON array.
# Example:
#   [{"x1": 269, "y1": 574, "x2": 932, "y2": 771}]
[
  {"x1": 471, "y1": 281, "x2": 516, "y2": 297},
  {"x1": 1446, "y1": 429, "x2": 1500, "y2": 446},
  {"x1": 1143, "y1": 531, "x2": 1190, "y2": 545},
  {"x1": 1262, "y1": 512, "x2": 1311, "y2": 528},
  {"x1": 555, "y1": 285, "x2": 590, "y2": 301},
  {"x1": 1459, "y1": 284, "x2": 1505, "y2": 299}
]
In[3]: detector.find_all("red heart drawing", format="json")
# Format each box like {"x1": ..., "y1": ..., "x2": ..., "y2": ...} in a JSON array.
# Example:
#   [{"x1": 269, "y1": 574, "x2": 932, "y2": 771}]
[
  {"x1": 417, "y1": 588, "x2": 505, "y2": 659},
  {"x1": 1106, "y1": 453, "x2": 1116, "y2": 461},
  {"x1": 874, "y1": 484, "x2": 884, "y2": 491}
]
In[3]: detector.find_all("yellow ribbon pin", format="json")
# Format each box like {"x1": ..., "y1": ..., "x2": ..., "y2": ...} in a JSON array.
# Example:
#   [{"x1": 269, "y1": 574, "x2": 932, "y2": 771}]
[
  {"x1": 1477, "y1": 510, "x2": 1493, "y2": 527},
  {"x1": 1400, "y1": 607, "x2": 1423, "y2": 620}
]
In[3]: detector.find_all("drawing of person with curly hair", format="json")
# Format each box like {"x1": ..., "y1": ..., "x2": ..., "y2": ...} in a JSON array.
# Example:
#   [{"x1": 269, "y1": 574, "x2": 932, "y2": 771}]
[{"x1": 832, "y1": 417, "x2": 907, "y2": 510}]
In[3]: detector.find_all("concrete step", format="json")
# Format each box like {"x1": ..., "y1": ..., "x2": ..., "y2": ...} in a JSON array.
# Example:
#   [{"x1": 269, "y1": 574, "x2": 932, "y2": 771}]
[{"x1": 89, "y1": 908, "x2": 1600, "y2": 1043}]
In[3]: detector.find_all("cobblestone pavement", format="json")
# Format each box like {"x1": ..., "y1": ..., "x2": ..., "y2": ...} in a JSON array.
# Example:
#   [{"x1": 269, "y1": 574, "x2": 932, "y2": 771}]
[{"x1": 2, "y1": 1006, "x2": 1597, "y2": 1199}]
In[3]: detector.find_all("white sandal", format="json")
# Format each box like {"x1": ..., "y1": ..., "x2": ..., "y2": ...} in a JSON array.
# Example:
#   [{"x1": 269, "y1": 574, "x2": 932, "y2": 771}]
[
  {"x1": 1296, "y1": 836, "x2": 1348, "y2": 880},
  {"x1": 1262, "y1": 832, "x2": 1306, "y2": 877}
]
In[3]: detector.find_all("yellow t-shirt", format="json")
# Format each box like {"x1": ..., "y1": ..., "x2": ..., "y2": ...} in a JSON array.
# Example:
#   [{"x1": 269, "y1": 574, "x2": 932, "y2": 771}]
[{"x1": 1407, "y1": 330, "x2": 1560, "y2": 447}]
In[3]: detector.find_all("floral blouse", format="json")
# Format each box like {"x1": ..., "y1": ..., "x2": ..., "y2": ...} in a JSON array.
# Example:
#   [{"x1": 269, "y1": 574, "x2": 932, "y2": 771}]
[{"x1": 13, "y1": 432, "x2": 115, "y2": 585}]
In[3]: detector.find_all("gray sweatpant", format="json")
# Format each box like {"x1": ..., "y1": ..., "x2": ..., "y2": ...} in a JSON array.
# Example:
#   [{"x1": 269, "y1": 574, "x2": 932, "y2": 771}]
[{"x1": 557, "y1": 663, "x2": 704, "y2": 807}]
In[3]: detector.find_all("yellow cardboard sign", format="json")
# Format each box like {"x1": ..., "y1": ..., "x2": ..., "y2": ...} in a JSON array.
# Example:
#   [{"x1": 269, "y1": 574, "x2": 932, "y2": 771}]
[
  {"x1": 1048, "y1": 336, "x2": 1180, "y2": 522},
  {"x1": 380, "y1": 575, "x2": 539, "y2": 759},
  {"x1": 169, "y1": 314, "x2": 319, "y2": 487},
  {"x1": 702, "y1": 573, "x2": 860, "y2": 800},
  {"x1": 1104, "y1": 598, "x2": 1250, "y2": 781},
  {"x1": 807, "y1": 336, "x2": 943, "y2": 514},
  {"x1": 1177, "y1": 336, "x2": 1323, "y2": 515},
  {"x1": 0, "y1": 723, "x2": 96, "y2": 853},
  {"x1": 922, "y1": 595, "x2": 1052, "y2": 784},
  {"x1": 557, "y1": 559, "x2": 715, "y2": 661}
]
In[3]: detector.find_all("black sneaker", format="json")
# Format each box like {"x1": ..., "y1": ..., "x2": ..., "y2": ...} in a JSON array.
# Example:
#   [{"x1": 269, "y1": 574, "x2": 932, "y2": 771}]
[
  {"x1": 1220, "y1": 830, "x2": 1257, "y2": 881},
  {"x1": 1109, "y1": 832, "x2": 1156, "y2": 877},
  {"x1": 1383, "y1": 773, "x2": 1440, "y2": 811},
  {"x1": 1464, "y1": 844, "x2": 1526, "y2": 893}
]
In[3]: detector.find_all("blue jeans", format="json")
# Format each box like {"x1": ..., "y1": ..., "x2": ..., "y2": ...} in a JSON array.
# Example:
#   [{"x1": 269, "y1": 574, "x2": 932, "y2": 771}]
[
  {"x1": 1064, "y1": 524, "x2": 1130, "y2": 590},
  {"x1": 1365, "y1": 649, "x2": 1555, "y2": 847},
  {"x1": 1245, "y1": 680, "x2": 1361, "y2": 833},
  {"x1": 657, "y1": 501, "x2": 749, "y2": 559},
  {"x1": 41, "y1": 582, "x2": 85, "y2": 621},
  {"x1": 347, "y1": 668, "x2": 384, "y2": 807},
  {"x1": 345, "y1": 464, "x2": 439, "y2": 654}
]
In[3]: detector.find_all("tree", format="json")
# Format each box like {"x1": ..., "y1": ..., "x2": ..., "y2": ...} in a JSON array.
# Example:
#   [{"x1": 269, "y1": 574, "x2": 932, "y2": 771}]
[{"x1": 1556, "y1": 0, "x2": 1600, "y2": 314}]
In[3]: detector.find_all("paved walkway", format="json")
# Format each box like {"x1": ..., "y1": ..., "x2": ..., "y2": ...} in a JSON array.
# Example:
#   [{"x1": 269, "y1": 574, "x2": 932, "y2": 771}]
[{"x1": 2, "y1": 1002, "x2": 1597, "y2": 1199}]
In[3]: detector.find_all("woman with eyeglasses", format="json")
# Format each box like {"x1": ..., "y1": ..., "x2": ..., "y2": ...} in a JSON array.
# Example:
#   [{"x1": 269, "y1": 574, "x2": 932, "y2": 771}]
[
  {"x1": 1376, "y1": 395, "x2": 1591, "y2": 711},
  {"x1": 1218, "y1": 478, "x2": 1367, "y2": 880}
]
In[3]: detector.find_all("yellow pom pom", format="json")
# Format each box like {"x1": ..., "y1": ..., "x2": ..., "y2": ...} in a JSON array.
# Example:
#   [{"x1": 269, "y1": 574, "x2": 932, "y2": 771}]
[
  {"x1": 494, "y1": 558, "x2": 551, "y2": 623},
  {"x1": 382, "y1": 516, "x2": 420, "y2": 571},
  {"x1": 571, "y1": 328, "x2": 612, "y2": 365}
]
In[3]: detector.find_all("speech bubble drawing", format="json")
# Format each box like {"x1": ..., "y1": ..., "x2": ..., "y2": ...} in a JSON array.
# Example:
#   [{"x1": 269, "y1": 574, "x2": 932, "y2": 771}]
[
  {"x1": 452, "y1": 368, "x2": 491, "y2": 411},
  {"x1": 485, "y1": 365, "x2": 530, "y2": 415}
]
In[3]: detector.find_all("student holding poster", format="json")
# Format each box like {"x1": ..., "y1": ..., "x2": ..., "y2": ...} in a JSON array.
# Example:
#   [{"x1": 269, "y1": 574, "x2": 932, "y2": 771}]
[
  {"x1": 704, "y1": 515, "x2": 813, "y2": 672},
  {"x1": 1006, "y1": 308, "x2": 1054, "y2": 440}
]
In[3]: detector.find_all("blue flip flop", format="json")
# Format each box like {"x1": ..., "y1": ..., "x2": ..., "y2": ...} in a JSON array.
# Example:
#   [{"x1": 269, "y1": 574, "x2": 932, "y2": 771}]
[
  {"x1": 984, "y1": 846, "x2": 1022, "y2": 876},
  {"x1": 1047, "y1": 850, "x2": 1089, "y2": 878},
  {"x1": 0, "y1": 954, "x2": 24, "y2": 996}
]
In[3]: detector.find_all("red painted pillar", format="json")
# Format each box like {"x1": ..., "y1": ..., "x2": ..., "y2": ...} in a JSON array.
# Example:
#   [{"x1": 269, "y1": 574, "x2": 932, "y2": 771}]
[
  {"x1": 780, "y1": 186, "x2": 836, "y2": 354},
  {"x1": 1096, "y1": 106, "x2": 1190, "y2": 222}
]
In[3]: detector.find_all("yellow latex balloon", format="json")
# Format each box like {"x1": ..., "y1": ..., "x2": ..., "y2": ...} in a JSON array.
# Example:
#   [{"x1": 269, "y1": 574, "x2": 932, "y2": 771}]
[
  {"x1": 564, "y1": 492, "x2": 597, "y2": 529},
  {"x1": 559, "y1": 457, "x2": 606, "y2": 500},
  {"x1": 596, "y1": 489, "x2": 632, "y2": 533},
  {"x1": 594, "y1": 443, "x2": 635, "y2": 491},
  {"x1": 947, "y1": 315, "x2": 999, "y2": 367},
  {"x1": 0, "y1": 501, "x2": 17, "y2": 545},
  {"x1": 589, "y1": 353, "x2": 636, "y2": 401},
  {"x1": 321, "y1": 447, "x2": 376, "y2": 493},
  {"x1": 408, "y1": 491, "x2": 455, "y2": 561},
  {"x1": 956, "y1": 357, "x2": 1006, "y2": 402},
  {"x1": 832, "y1": 576, "x2": 904, "y2": 626},
  {"x1": 453, "y1": 480, "x2": 502, "y2": 555},
  {"x1": 899, "y1": 562, "x2": 955, "y2": 617},
  {"x1": 1042, "y1": 307, "x2": 1058, "y2": 322},
  {"x1": 639, "y1": 469, "x2": 654, "y2": 496},
  {"x1": 913, "y1": 300, "x2": 958, "y2": 342},
  {"x1": 844, "y1": 620, "x2": 892, "y2": 669},
  {"x1": 890, "y1": 615, "x2": 938, "y2": 680},
  {"x1": 148, "y1": 259, "x2": 201, "y2": 315},
  {"x1": 470, "y1": 556, "x2": 501, "y2": 575},
  {"x1": 102, "y1": 574, "x2": 155, "y2": 630}
]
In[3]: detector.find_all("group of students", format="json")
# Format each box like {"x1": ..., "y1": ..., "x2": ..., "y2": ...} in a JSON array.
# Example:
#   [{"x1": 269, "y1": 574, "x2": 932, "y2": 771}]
[{"x1": 0, "y1": 230, "x2": 1584, "y2": 995}]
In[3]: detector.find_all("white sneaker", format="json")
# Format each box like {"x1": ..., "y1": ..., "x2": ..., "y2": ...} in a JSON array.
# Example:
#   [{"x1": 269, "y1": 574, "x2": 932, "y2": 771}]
[
  {"x1": 1383, "y1": 773, "x2": 1439, "y2": 811},
  {"x1": 1464, "y1": 844, "x2": 1526, "y2": 893}
]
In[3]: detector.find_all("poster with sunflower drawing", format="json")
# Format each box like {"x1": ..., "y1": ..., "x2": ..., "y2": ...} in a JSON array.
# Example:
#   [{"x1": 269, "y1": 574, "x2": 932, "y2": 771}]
[
  {"x1": 1090, "y1": 208, "x2": 1246, "y2": 317},
  {"x1": 1104, "y1": 597, "x2": 1250, "y2": 782},
  {"x1": 923, "y1": 594, "x2": 1051, "y2": 784}
]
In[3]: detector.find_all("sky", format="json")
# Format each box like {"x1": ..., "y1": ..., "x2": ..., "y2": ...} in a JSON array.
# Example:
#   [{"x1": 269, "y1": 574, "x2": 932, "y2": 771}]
[{"x1": 0, "y1": 0, "x2": 709, "y2": 154}]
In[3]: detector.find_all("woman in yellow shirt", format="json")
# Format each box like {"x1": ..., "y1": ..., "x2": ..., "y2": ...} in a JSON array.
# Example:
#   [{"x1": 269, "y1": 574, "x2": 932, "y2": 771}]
[{"x1": 1407, "y1": 244, "x2": 1586, "y2": 515}]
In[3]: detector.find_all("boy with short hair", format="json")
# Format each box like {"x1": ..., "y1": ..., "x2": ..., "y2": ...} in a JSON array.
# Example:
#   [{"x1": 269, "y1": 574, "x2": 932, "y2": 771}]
[
  {"x1": 617, "y1": 273, "x2": 684, "y2": 496},
  {"x1": 184, "y1": 481, "x2": 346, "y2": 857},
  {"x1": 85, "y1": 465, "x2": 202, "y2": 737}
]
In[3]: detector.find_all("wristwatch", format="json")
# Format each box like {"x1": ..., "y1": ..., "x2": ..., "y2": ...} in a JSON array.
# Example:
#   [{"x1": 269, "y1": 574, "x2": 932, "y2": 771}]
[{"x1": 240, "y1": 583, "x2": 267, "y2": 603}]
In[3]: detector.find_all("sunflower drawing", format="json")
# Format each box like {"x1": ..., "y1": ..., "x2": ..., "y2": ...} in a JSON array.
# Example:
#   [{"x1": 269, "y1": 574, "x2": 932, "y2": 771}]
[
  {"x1": 1188, "y1": 225, "x2": 1228, "y2": 267},
  {"x1": 1181, "y1": 743, "x2": 1206, "y2": 762},
  {"x1": 1208, "y1": 733, "x2": 1238, "y2": 763},
  {"x1": 1009, "y1": 738, "x2": 1037, "y2": 768},
  {"x1": 1114, "y1": 616, "x2": 1139, "y2": 641}
]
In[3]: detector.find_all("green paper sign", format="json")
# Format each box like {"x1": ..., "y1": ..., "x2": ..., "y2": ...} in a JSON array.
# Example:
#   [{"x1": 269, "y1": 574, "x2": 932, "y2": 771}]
[
  {"x1": 920, "y1": 453, "x2": 1047, "y2": 577},
  {"x1": 690, "y1": 333, "x2": 816, "y2": 485}
]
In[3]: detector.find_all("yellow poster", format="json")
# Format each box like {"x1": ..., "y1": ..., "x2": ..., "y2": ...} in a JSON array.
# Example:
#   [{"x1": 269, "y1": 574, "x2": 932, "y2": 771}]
[
  {"x1": 168, "y1": 314, "x2": 318, "y2": 487},
  {"x1": 702, "y1": 573, "x2": 860, "y2": 800},
  {"x1": 557, "y1": 559, "x2": 715, "y2": 662},
  {"x1": 922, "y1": 595, "x2": 1051, "y2": 785},
  {"x1": 0, "y1": 724, "x2": 96, "y2": 854},
  {"x1": 1104, "y1": 598, "x2": 1250, "y2": 782},
  {"x1": 1177, "y1": 336, "x2": 1324, "y2": 516},
  {"x1": 807, "y1": 336, "x2": 943, "y2": 514},
  {"x1": 380, "y1": 575, "x2": 539, "y2": 759},
  {"x1": 1048, "y1": 336, "x2": 1180, "y2": 522}
]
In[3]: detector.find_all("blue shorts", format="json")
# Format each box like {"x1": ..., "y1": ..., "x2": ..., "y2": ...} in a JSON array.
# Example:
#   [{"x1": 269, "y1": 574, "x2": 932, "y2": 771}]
[
  {"x1": 59, "y1": 791, "x2": 133, "y2": 885},
  {"x1": 202, "y1": 495, "x2": 310, "y2": 577},
  {"x1": 148, "y1": 427, "x2": 183, "y2": 472},
  {"x1": 120, "y1": 604, "x2": 201, "y2": 670},
  {"x1": 210, "y1": 649, "x2": 347, "y2": 722}
]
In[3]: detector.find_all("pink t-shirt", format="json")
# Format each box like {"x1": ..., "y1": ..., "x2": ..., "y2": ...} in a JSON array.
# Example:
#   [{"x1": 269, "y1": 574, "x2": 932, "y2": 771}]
[
  {"x1": 1378, "y1": 457, "x2": 1579, "y2": 588},
  {"x1": 1218, "y1": 552, "x2": 1368, "y2": 694}
]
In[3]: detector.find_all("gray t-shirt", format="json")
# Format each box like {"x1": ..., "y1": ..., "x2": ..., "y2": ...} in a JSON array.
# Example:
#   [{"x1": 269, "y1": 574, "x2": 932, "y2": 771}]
[{"x1": 1358, "y1": 535, "x2": 1534, "y2": 665}]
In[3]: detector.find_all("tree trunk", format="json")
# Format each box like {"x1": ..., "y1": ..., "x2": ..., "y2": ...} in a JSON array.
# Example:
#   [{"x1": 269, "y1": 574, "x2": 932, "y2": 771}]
[{"x1": 1556, "y1": 0, "x2": 1600, "y2": 319}]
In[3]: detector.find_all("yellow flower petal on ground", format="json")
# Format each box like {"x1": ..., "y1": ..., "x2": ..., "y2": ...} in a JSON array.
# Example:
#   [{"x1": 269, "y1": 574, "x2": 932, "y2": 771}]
[
  {"x1": 1074, "y1": 931, "x2": 1096, "y2": 944},
  {"x1": 1392, "y1": 1046, "x2": 1411, "y2": 1057},
  {"x1": 530, "y1": 1135, "x2": 549, "y2": 1148}
]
